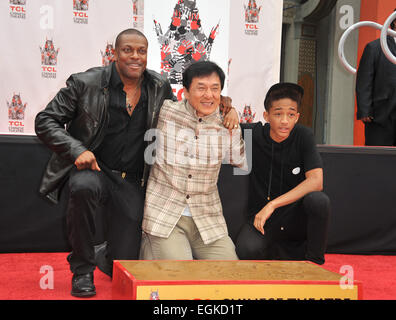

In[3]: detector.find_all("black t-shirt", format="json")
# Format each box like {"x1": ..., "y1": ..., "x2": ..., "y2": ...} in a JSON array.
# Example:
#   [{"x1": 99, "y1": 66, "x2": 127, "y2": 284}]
[{"x1": 242, "y1": 122, "x2": 323, "y2": 217}]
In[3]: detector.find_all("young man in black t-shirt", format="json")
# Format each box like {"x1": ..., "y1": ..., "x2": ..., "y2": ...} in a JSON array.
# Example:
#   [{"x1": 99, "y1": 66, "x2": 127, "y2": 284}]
[{"x1": 236, "y1": 83, "x2": 330, "y2": 265}]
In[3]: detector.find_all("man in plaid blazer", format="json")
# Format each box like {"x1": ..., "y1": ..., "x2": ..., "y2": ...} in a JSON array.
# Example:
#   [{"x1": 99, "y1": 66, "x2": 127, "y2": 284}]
[{"x1": 141, "y1": 61, "x2": 246, "y2": 260}]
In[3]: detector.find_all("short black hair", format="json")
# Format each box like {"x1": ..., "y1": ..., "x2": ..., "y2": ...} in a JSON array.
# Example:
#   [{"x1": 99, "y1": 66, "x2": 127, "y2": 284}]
[
  {"x1": 115, "y1": 28, "x2": 148, "y2": 49},
  {"x1": 182, "y1": 61, "x2": 225, "y2": 91},
  {"x1": 264, "y1": 82, "x2": 304, "y2": 111}
]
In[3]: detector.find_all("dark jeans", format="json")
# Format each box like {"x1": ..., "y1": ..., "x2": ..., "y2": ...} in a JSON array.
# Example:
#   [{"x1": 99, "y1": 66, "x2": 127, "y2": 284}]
[
  {"x1": 66, "y1": 167, "x2": 144, "y2": 275},
  {"x1": 236, "y1": 191, "x2": 330, "y2": 265}
]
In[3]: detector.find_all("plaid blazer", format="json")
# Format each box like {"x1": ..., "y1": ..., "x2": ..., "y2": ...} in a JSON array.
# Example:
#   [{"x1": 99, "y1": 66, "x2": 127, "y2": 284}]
[{"x1": 142, "y1": 99, "x2": 246, "y2": 244}]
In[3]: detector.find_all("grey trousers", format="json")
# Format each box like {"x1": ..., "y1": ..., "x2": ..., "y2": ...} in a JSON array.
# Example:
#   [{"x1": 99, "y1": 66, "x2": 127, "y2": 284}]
[{"x1": 140, "y1": 216, "x2": 238, "y2": 260}]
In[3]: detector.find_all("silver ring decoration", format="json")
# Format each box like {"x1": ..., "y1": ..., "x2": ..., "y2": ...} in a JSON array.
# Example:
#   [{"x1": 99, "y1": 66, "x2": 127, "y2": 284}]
[
  {"x1": 338, "y1": 11, "x2": 396, "y2": 74},
  {"x1": 380, "y1": 11, "x2": 396, "y2": 66}
]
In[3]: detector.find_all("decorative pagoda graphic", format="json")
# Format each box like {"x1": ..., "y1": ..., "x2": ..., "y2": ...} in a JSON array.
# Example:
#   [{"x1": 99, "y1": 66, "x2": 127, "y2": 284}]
[
  {"x1": 132, "y1": 0, "x2": 138, "y2": 15},
  {"x1": 73, "y1": 0, "x2": 88, "y2": 11},
  {"x1": 153, "y1": 0, "x2": 219, "y2": 84},
  {"x1": 9, "y1": 0, "x2": 26, "y2": 4},
  {"x1": 239, "y1": 104, "x2": 256, "y2": 123},
  {"x1": 132, "y1": 0, "x2": 144, "y2": 29},
  {"x1": 40, "y1": 39, "x2": 59, "y2": 66},
  {"x1": 244, "y1": 0, "x2": 261, "y2": 23},
  {"x1": 7, "y1": 93, "x2": 27, "y2": 120},
  {"x1": 101, "y1": 43, "x2": 115, "y2": 66},
  {"x1": 150, "y1": 289, "x2": 160, "y2": 300}
]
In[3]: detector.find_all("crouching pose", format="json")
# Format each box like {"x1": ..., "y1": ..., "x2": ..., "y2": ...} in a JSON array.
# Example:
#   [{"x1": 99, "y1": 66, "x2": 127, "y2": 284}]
[{"x1": 236, "y1": 83, "x2": 330, "y2": 265}]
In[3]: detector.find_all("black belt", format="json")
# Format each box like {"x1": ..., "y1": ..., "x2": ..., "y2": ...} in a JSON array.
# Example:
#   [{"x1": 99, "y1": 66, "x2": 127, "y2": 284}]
[{"x1": 111, "y1": 170, "x2": 142, "y2": 182}]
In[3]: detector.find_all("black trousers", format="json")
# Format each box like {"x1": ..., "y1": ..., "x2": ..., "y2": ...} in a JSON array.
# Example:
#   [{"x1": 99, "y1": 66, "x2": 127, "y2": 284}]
[
  {"x1": 365, "y1": 118, "x2": 396, "y2": 146},
  {"x1": 66, "y1": 167, "x2": 145, "y2": 275},
  {"x1": 235, "y1": 191, "x2": 330, "y2": 265}
]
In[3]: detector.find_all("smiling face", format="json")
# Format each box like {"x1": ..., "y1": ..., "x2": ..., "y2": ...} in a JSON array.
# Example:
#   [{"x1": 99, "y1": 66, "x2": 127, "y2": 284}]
[
  {"x1": 264, "y1": 98, "x2": 300, "y2": 143},
  {"x1": 114, "y1": 33, "x2": 147, "y2": 82},
  {"x1": 183, "y1": 72, "x2": 222, "y2": 117}
]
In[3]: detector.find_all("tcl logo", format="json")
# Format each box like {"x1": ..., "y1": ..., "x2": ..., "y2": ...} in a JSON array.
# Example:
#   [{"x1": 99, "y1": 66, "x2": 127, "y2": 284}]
[
  {"x1": 41, "y1": 66, "x2": 57, "y2": 72},
  {"x1": 10, "y1": 6, "x2": 25, "y2": 12},
  {"x1": 245, "y1": 24, "x2": 259, "y2": 30},
  {"x1": 9, "y1": 121, "x2": 24, "y2": 127},
  {"x1": 73, "y1": 11, "x2": 88, "y2": 18}
]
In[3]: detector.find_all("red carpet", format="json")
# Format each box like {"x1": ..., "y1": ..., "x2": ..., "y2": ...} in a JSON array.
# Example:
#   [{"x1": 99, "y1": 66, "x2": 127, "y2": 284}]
[
  {"x1": 0, "y1": 252, "x2": 394, "y2": 300},
  {"x1": 322, "y1": 253, "x2": 396, "y2": 300},
  {"x1": 0, "y1": 252, "x2": 112, "y2": 300}
]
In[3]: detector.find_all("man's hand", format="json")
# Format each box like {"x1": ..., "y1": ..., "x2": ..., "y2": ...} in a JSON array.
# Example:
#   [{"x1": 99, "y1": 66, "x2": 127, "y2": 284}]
[
  {"x1": 361, "y1": 116, "x2": 373, "y2": 123},
  {"x1": 220, "y1": 96, "x2": 232, "y2": 115},
  {"x1": 74, "y1": 150, "x2": 101, "y2": 171},
  {"x1": 220, "y1": 96, "x2": 239, "y2": 130},
  {"x1": 254, "y1": 202, "x2": 275, "y2": 235},
  {"x1": 223, "y1": 107, "x2": 240, "y2": 130}
]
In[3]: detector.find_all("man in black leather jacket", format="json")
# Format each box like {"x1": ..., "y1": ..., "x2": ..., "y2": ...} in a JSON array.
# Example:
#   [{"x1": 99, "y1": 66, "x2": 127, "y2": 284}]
[{"x1": 35, "y1": 28, "x2": 238, "y2": 297}]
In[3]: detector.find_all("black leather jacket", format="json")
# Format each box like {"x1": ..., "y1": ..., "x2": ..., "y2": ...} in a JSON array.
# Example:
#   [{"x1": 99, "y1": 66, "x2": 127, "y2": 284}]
[{"x1": 35, "y1": 63, "x2": 175, "y2": 204}]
